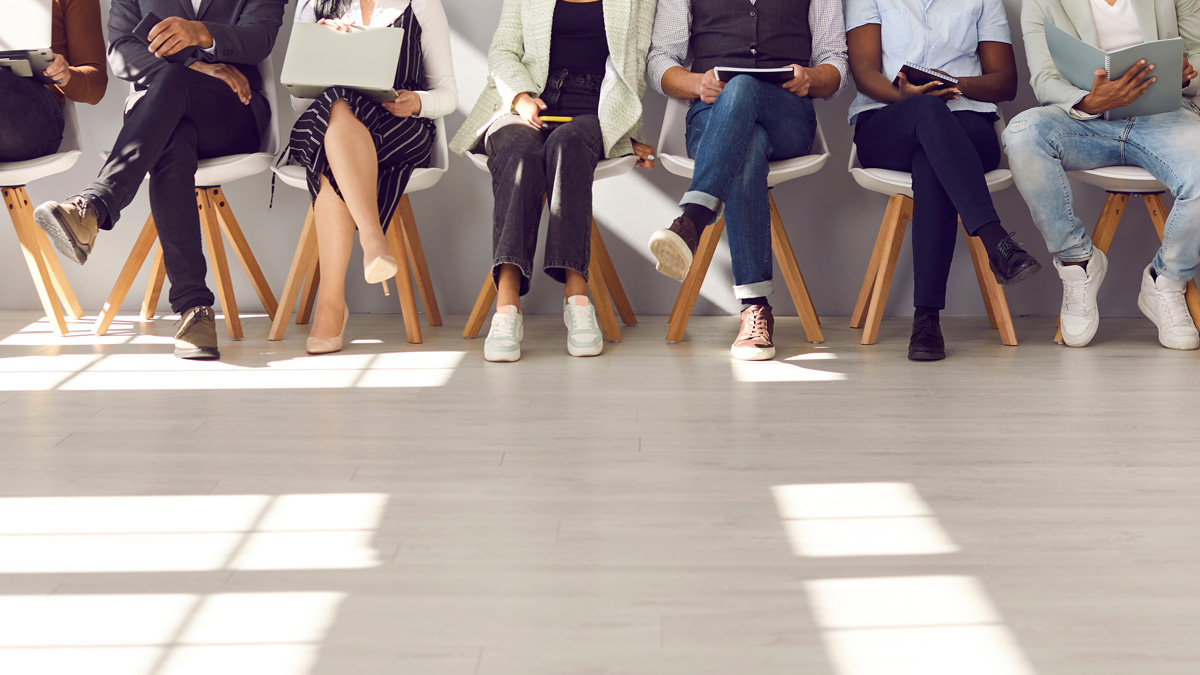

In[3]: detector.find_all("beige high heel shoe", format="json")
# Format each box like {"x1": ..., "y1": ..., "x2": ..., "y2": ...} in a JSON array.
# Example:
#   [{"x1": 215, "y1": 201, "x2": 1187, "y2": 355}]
[
  {"x1": 306, "y1": 307, "x2": 350, "y2": 355},
  {"x1": 364, "y1": 255, "x2": 398, "y2": 296}
]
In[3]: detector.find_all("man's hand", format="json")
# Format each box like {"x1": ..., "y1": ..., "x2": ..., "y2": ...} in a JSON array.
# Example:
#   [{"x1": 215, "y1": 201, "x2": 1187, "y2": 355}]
[
  {"x1": 148, "y1": 17, "x2": 214, "y2": 58},
  {"x1": 1184, "y1": 57, "x2": 1197, "y2": 87},
  {"x1": 43, "y1": 53, "x2": 71, "y2": 87},
  {"x1": 632, "y1": 140, "x2": 656, "y2": 170},
  {"x1": 383, "y1": 90, "x2": 422, "y2": 118},
  {"x1": 1076, "y1": 61, "x2": 1155, "y2": 115},
  {"x1": 695, "y1": 69, "x2": 725, "y2": 104},
  {"x1": 896, "y1": 72, "x2": 960, "y2": 101},
  {"x1": 782, "y1": 64, "x2": 812, "y2": 97},
  {"x1": 317, "y1": 18, "x2": 356, "y2": 32},
  {"x1": 188, "y1": 62, "x2": 251, "y2": 105},
  {"x1": 514, "y1": 93, "x2": 547, "y2": 129}
]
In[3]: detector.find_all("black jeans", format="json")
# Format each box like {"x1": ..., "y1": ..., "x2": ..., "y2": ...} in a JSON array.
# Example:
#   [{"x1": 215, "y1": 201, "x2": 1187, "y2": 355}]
[
  {"x1": 84, "y1": 65, "x2": 265, "y2": 313},
  {"x1": 484, "y1": 71, "x2": 603, "y2": 295},
  {"x1": 0, "y1": 69, "x2": 64, "y2": 162},
  {"x1": 855, "y1": 97, "x2": 1001, "y2": 310}
]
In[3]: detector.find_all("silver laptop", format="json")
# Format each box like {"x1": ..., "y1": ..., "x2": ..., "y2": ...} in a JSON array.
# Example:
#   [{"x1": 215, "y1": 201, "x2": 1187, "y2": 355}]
[
  {"x1": 0, "y1": 0, "x2": 55, "y2": 81},
  {"x1": 280, "y1": 22, "x2": 405, "y2": 103}
]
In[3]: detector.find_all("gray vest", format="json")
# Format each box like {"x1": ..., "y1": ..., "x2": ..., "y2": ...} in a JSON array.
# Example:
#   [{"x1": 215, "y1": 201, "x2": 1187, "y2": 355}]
[{"x1": 689, "y1": 0, "x2": 814, "y2": 75}]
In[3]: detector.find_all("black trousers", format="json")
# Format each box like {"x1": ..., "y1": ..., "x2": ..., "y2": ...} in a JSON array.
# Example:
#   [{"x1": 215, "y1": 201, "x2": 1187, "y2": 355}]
[
  {"x1": 0, "y1": 69, "x2": 64, "y2": 162},
  {"x1": 855, "y1": 97, "x2": 1001, "y2": 310},
  {"x1": 84, "y1": 65, "x2": 264, "y2": 314}
]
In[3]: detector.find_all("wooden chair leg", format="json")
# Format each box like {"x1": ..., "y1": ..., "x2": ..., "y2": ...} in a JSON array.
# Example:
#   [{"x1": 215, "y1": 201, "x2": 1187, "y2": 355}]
[
  {"x1": 1143, "y1": 193, "x2": 1200, "y2": 329},
  {"x1": 197, "y1": 189, "x2": 242, "y2": 340},
  {"x1": 140, "y1": 243, "x2": 166, "y2": 320},
  {"x1": 666, "y1": 217, "x2": 725, "y2": 342},
  {"x1": 587, "y1": 220, "x2": 621, "y2": 342},
  {"x1": 590, "y1": 222, "x2": 636, "y2": 326},
  {"x1": 208, "y1": 187, "x2": 278, "y2": 317},
  {"x1": 386, "y1": 217, "x2": 422, "y2": 344},
  {"x1": 463, "y1": 272, "x2": 498, "y2": 338},
  {"x1": 396, "y1": 194, "x2": 442, "y2": 326},
  {"x1": 269, "y1": 205, "x2": 319, "y2": 341},
  {"x1": 851, "y1": 205, "x2": 894, "y2": 330},
  {"x1": 95, "y1": 214, "x2": 158, "y2": 336},
  {"x1": 861, "y1": 195, "x2": 911, "y2": 346},
  {"x1": 296, "y1": 259, "x2": 320, "y2": 325},
  {"x1": 4, "y1": 187, "x2": 69, "y2": 335},
  {"x1": 768, "y1": 192, "x2": 823, "y2": 343},
  {"x1": 1054, "y1": 192, "x2": 1128, "y2": 343},
  {"x1": 14, "y1": 189, "x2": 84, "y2": 321},
  {"x1": 965, "y1": 231, "x2": 1018, "y2": 346}
]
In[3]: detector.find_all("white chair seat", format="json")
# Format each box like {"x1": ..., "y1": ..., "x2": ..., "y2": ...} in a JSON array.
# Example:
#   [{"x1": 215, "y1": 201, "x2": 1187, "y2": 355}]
[
  {"x1": 466, "y1": 151, "x2": 637, "y2": 181},
  {"x1": 1069, "y1": 166, "x2": 1166, "y2": 193},
  {"x1": 850, "y1": 165, "x2": 1014, "y2": 199},
  {"x1": 0, "y1": 101, "x2": 83, "y2": 187}
]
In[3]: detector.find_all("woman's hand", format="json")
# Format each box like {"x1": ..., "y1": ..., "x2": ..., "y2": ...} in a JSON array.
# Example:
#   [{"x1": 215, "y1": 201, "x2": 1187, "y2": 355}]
[
  {"x1": 514, "y1": 93, "x2": 547, "y2": 129},
  {"x1": 43, "y1": 53, "x2": 71, "y2": 87},
  {"x1": 632, "y1": 141, "x2": 656, "y2": 170},
  {"x1": 383, "y1": 90, "x2": 422, "y2": 117},
  {"x1": 318, "y1": 18, "x2": 356, "y2": 32},
  {"x1": 188, "y1": 62, "x2": 251, "y2": 104},
  {"x1": 896, "y1": 72, "x2": 960, "y2": 101}
]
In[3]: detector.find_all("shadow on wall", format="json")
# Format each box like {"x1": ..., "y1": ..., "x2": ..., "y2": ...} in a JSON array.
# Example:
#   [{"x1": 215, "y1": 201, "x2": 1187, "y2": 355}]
[{"x1": 0, "y1": 0, "x2": 1176, "y2": 320}]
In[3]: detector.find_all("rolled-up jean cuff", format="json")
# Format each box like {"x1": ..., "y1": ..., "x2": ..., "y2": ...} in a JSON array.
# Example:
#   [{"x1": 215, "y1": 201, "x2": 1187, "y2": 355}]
[
  {"x1": 544, "y1": 261, "x2": 589, "y2": 285},
  {"x1": 1056, "y1": 243, "x2": 1094, "y2": 264},
  {"x1": 734, "y1": 280, "x2": 773, "y2": 299},
  {"x1": 680, "y1": 190, "x2": 722, "y2": 212},
  {"x1": 491, "y1": 257, "x2": 533, "y2": 297}
]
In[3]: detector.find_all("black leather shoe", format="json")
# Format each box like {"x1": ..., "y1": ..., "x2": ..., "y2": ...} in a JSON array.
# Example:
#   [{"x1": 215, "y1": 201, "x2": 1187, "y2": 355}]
[
  {"x1": 908, "y1": 315, "x2": 945, "y2": 361},
  {"x1": 989, "y1": 233, "x2": 1042, "y2": 286}
]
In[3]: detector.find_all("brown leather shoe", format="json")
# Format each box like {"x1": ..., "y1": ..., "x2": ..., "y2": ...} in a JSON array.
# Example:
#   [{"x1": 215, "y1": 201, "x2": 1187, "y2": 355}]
[
  {"x1": 33, "y1": 196, "x2": 100, "y2": 265},
  {"x1": 174, "y1": 306, "x2": 220, "y2": 360},
  {"x1": 648, "y1": 216, "x2": 700, "y2": 281},
  {"x1": 731, "y1": 304, "x2": 775, "y2": 361}
]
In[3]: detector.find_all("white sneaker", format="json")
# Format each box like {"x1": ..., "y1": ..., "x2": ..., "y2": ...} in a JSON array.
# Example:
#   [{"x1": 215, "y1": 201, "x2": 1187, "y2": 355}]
[
  {"x1": 1054, "y1": 249, "x2": 1107, "y2": 347},
  {"x1": 563, "y1": 295, "x2": 603, "y2": 357},
  {"x1": 484, "y1": 306, "x2": 523, "y2": 362},
  {"x1": 1137, "y1": 264, "x2": 1199, "y2": 350}
]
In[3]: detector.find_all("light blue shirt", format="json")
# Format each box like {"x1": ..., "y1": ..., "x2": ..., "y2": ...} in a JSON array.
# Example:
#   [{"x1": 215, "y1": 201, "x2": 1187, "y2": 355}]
[{"x1": 846, "y1": 0, "x2": 1012, "y2": 124}]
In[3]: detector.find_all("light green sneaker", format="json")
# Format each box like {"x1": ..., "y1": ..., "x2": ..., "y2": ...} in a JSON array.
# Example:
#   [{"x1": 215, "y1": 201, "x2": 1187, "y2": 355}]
[
  {"x1": 563, "y1": 296, "x2": 603, "y2": 357},
  {"x1": 484, "y1": 307, "x2": 523, "y2": 362}
]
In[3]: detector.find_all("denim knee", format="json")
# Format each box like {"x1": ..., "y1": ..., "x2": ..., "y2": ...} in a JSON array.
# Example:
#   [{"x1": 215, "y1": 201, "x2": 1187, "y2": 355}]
[
  {"x1": 1001, "y1": 108, "x2": 1061, "y2": 162},
  {"x1": 713, "y1": 75, "x2": 761, "y2": 110}
]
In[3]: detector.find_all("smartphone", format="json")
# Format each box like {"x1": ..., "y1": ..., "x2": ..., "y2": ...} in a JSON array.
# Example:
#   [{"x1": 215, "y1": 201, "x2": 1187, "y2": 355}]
[
  {"x1": 132, "y1": 12, "x2": 163, "y2": 45},
  {"x1": 540, "y1": 116, "x2": 573, "y2": 123}
]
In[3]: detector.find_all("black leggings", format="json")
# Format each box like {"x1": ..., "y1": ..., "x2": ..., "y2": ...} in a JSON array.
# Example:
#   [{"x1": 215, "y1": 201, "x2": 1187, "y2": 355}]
[{"x1": 855, "y1": 96, "x2": 1002, "y2": 309}]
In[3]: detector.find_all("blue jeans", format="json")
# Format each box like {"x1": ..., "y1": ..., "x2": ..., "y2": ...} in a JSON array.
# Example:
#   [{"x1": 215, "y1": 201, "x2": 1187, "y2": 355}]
[
  {"x1": 684, "y1": 76, "x2": 817, "y2": 298},
  {"x1": 1004, "y1": 105, "x2": 1200, "y2": 282}
]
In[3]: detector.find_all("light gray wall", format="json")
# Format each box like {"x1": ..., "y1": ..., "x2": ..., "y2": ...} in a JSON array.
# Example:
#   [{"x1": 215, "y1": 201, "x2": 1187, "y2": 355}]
[{"x1": 1, "y1": 0, "x2": 1177, "y2": 320}]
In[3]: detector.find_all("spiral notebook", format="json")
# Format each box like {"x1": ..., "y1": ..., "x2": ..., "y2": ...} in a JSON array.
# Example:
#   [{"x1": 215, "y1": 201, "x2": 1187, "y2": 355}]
[{"x1": 1044, "y1": 23, "x2": 1183, "y2": 120}]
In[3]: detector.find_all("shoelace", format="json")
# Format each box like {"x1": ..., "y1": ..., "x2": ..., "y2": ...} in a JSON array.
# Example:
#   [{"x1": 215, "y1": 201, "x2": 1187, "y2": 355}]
[
  {"x1": 1062, "y1": 275, "x2": 1089, "y2": 314},
  {"x1": 490, "y1": 312, "x2": 520, "y2": 339},
  {"x1": 67, "y1": 195, "x2": 92, "y2": 219},
  {"x1": 996, "y1": 235, "x2": 1020, "y2": 259},
  {"x1": 1157, "y1": 287, "x2": 1193, "y2": 327},
  {"x1": 912, "y1": 315, "x2": 939, "y2": 335},
  {"x1": 566, "y1": 304, "x2": 596, "y2": 331},
  {"x1": 175, "y1": 307, "x2": 212, "y2": 334},
  {"x1": 742, "y1": 308, "x2": 771, "y2": 342}
]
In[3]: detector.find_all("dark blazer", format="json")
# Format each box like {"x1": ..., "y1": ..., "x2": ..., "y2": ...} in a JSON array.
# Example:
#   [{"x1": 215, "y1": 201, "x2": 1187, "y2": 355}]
[{"x1": 107, "y1": 0, "x2": 285, "y2": 101}]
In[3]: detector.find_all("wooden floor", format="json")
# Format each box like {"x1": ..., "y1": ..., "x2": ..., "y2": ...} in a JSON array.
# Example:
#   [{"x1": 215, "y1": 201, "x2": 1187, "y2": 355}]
[{"x1": 0, "y1": 310, "x2": 1196, "y2": 675}]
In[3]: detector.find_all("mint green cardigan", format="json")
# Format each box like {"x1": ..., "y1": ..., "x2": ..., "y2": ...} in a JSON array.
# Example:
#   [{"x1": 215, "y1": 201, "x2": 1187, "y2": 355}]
[{"x1": 450, "y1": 0, "x2": 656, "y2": 159}]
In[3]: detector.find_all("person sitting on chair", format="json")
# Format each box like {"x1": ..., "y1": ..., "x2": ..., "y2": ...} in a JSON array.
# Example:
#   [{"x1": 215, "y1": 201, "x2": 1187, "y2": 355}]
[
  {"x1": 33, "y1": 0, "x2": 286, "y2": 360},
  {"x1": 846, "y1": 0, "x2": 1040, "y2": 362},
  {"x1": 0, "y1": 0, "x2": 108, "y2": 162},
  {"x1": 1004, "y1": 0, "x2": 1200, "y2": 350},
  {"x1": 645, "y1": 0, "x2": 848, "y2": 361},
  {"x1": 284, "y1": 0, "x2": 457, "y2": 356},
  {"x1": 450, "y1": 0, "x2": 657, "y2": 363}
]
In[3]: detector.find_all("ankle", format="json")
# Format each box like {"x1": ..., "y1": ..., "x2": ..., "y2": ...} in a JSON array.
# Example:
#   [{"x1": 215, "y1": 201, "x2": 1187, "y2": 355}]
[
  {"x1": 914, "y1": 306, "x2": 940, "y2": 321},
  {"x1": 975, "y1": 221, "x2": 1008, "y2": 253}
]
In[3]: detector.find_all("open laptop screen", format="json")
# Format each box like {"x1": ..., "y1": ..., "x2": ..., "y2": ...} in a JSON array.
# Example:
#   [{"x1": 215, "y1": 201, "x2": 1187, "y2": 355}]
[{"x1": 0, "y1": 0, "x2": 54, "y2": 52}]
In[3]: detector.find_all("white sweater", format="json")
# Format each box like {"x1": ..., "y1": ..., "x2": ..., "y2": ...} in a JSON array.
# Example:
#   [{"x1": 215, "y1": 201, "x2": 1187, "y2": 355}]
[{"x1": 291, "y1": 0, "x2": 458, "y2": 118}]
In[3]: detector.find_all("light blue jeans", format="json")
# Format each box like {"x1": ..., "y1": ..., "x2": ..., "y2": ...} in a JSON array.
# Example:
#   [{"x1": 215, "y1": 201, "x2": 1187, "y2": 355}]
[{"x1": 1003, "y1": 104, "x2": 1200, "y2": 282}]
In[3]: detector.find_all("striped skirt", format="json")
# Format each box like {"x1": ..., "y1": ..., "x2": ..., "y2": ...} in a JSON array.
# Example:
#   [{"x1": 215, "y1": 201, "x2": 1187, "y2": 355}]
[{"x1": 285, "y1": 87, "x2": 434, "y2": 231}]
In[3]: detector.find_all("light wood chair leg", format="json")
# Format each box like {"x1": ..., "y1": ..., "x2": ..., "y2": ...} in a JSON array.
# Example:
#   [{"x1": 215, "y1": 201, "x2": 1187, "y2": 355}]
[
  {"x1": 269, "y1": 206, "x2": 319, "y2": 341},
  {"x1": 4, "y1": 187, "x2": 69, "y2": 335},
  {"x1": 850, "y1": 203, "x2": 894, "y2": 330},
  {"x1": 386, "y1": 217, "x2": 422, "y2": 344},
  {"x1": 1143, "y1": 193, "x2": 1200, "y2": 329},
  {"x1": 14, "y1": 189, "x2": 84, "y2": 321},
  {"x1": 396, "y1": 194, "x2": 442, "y2": 326},
  {"x1": 140, "y1": 243, "x2": 166, "y2": 320},
  {"x1": 197, "y1": 190, "x2": 242, "y2": 340},
  {"x1": 768, "y1": 192, "x2": 823, "y2": 343},
  {"x1": 1054, "y1": 192, "x2": 1128, "y2": 343},
  {"x1": 666, "y1": 217, "x2": 725, "y2": 342},
  {"x1": 209, "y1": 187, "x2": 278, "y2": 318},
  {"x1": 296, "y1": 259, "x2": 320, "y2": 325},
  {"x1": 463, "y1": 272, "x2": 498, "y2": 338},
  {"x1": 861, "y1": 195, "x2": 912, "y2": 345},
  {"x1": 95, "y1": 214, "x2": 159, "y2": 336},
  {"x1": 965, "y1": 231, "x2": 1018, "y2": 346},
  {"x1": 587, "y1": 221, "x2": 621, "y2": 342},
  {"x1": 590, "y1": 222, "x2": 636, "y2": 326}
]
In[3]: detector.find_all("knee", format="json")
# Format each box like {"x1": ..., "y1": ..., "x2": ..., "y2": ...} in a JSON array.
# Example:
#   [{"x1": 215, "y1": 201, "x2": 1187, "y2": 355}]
[
  {"x1": 1002, "y1": 108, "x2": 1058, "y2": 160},
  {"x1": 327, "y1": 99, "x2": 359, "y2": 130},
  {"x1": 544, "y1": 123, "x2": 600, "y2": 158},
  {"x1": 146, "y1": 65, "x2": 190, "y2": 100},
  {"x1": 717, "y1": 75, "x2": 760, "y2": 107}
]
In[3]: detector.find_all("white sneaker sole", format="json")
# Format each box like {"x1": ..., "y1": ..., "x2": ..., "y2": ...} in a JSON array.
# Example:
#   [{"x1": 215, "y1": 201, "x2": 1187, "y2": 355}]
[
  {"x1": 484, "y1": 348, "x2": 521, "y2": 362},
  {"x1": 649, "y1": 229, "x2": 693, "y2": 281},
  {"x1": 1060, "y1": 256, "x2": 1107, "y2": 348},
  {"x1": 1137, "y1": 295, "x2": 1200, "y2": 350},
  {"x1": 730, "y1": 345, "x2": 775, "y2": 361},
  {"x1": 567, "y1": 341, "x2": 604, "y2": 357}
]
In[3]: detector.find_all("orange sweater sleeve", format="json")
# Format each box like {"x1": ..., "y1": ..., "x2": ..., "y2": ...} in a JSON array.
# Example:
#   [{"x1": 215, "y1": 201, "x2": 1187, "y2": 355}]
[{"x1": 50, "y1": 0, "x2": 108, "y2": 105}]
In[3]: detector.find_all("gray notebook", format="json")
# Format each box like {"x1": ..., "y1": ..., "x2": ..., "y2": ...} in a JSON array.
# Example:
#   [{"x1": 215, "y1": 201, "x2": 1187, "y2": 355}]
[{"x1": 1044, "y1": 23, "x2": 1183, "y2": 120}]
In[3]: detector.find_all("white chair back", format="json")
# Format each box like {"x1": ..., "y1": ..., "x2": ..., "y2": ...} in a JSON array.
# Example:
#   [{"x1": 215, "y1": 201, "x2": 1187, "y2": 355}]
[{"x1": 0, "y1": 99, "x2": 83, "y2": 187}]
